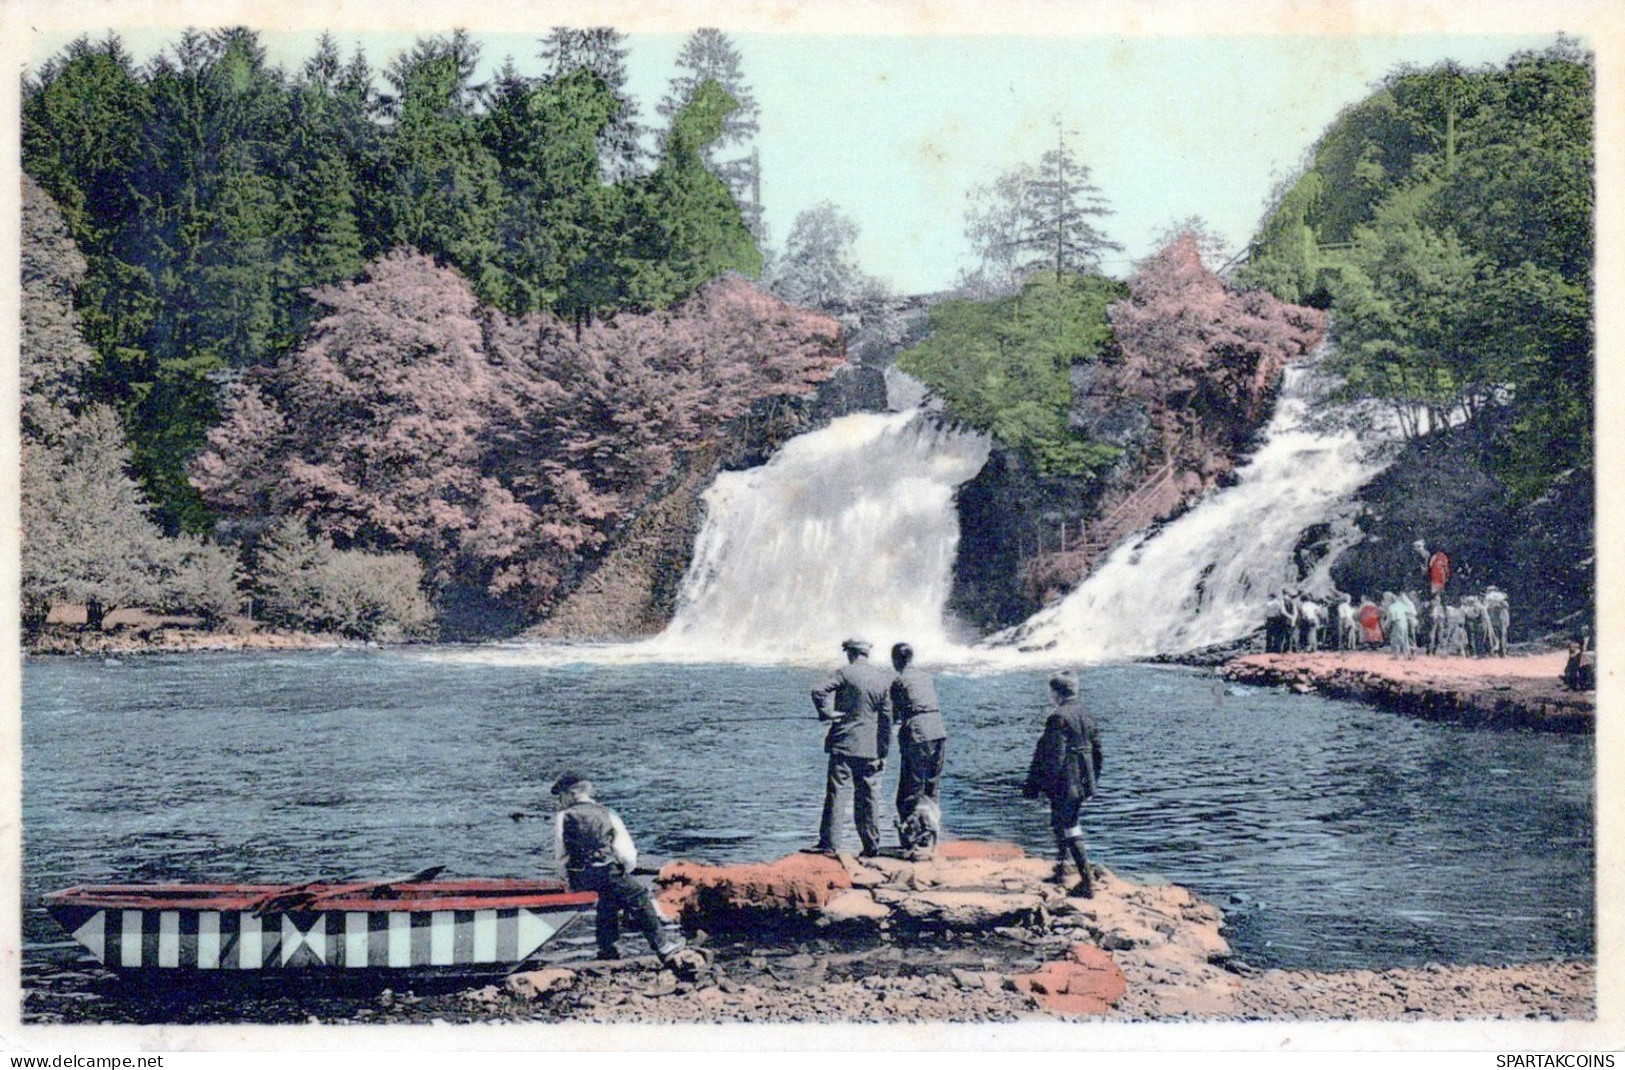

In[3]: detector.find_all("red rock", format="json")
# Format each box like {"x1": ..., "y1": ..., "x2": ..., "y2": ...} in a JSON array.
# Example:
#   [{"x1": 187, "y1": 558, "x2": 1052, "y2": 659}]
[
  {"x1": 1013, "y1": 947, "x2": 1127, "y2": 1016},
  {"x1": 935, "y1": 840, "x2": 1029, "y2": 862},
  {"x1": 655, "y1": 854, "x2": 854, "y2": 931}
]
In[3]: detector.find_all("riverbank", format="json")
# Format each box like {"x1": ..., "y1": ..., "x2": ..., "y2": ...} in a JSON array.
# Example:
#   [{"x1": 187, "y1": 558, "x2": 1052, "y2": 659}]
[
  {"x1": 22, "y1": 842, "x2": 1590, "y2": 1026},
  {"x1": 25, "y1": 607, "x2": 352, "y2": 657},
  {"x1": 1219, "y1": 650, "x2": 1593, "y2": 732}
]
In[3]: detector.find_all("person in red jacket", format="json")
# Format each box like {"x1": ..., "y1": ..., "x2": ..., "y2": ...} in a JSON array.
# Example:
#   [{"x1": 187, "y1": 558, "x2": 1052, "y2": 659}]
[{"x1": 1415, "y1": 539, "x2": 1453, "y2": 596}]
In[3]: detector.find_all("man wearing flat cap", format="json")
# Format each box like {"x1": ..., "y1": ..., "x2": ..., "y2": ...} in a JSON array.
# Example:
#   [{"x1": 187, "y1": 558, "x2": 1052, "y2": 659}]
[
  {"x1": 807, "y1": 638, "x2": 893, "y2": 857},
  {"x1": 1022, "y1": 670, "x2": 1104, "y2": 898},
  {"x1": 552, "y1": 772, "x2": 685, "y2": 963}
]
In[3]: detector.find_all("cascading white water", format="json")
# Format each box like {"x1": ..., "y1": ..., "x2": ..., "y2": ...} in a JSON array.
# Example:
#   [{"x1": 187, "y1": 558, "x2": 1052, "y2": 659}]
[
  {"x1": 989, "y1": 361, "x2": 1400, "y2": 662},
  {"x1": 433, "y1": 355, "x2": 1396, "y2": 672},
  {"x1": 647, "y1": 410, "x2": 991, "y2": 664}
]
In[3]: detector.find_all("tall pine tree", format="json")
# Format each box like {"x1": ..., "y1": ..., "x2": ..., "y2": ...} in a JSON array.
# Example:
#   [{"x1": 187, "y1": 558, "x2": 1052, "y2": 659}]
[
  {"x1": 658, "y1": 28, "x2": 762, "y2": 239},
  {"x1": 539, "y1": 27, "x2": 644, "y2": 182}
]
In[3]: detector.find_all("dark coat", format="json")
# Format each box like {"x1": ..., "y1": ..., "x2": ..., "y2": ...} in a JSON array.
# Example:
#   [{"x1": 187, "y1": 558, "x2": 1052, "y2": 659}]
[
  {"x1": 812, "y1": 657, "x2": 893, "y2": 759},
  {"x1": 1023, "y1": 700, "x2": 1103, "y2": 803},
  {"x1": 889, "y1": 668, "x2": 946, "y2": 744}
]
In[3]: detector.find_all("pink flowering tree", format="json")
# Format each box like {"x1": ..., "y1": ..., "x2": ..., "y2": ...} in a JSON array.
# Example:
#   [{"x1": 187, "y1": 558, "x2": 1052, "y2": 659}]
[
  {"x1": 1108, "y1": 233, "x2": 1327, "y2": 462},
  {"x1": 194, "y1": 250, "x2": 499, "y2": 585},
  {"x1": 483, "y1": 275, "x2": 844, "y2": 606},
  {"x1": 196, "y1": 254, "x2": 843, "y2": 619}
]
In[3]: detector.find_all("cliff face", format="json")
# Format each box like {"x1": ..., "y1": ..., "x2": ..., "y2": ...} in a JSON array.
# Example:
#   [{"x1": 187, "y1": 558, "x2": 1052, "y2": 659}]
[
  {"x1": 949, "y1": 374, "x2": 1287, "y2": 633},
  {"x1": 1325, "y1": 420, "x2": 1594, "y2": 641},
  {"x1": 529, "y1": 364, "x2": 889, "y2": 640}
]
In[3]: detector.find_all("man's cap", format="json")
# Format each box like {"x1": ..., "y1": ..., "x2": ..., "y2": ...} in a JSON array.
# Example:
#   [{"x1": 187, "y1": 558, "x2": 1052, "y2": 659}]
[
  {"x1": 551, "y1": 771, "x2": 587, "y2": 795},
  {"x1": 842, "y1": 638, "x2": 872, "y2": 654}
]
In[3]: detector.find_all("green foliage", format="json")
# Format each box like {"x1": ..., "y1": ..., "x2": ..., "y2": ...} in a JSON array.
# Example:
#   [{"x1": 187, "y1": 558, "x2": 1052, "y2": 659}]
[
  {"x1": 898, "y1": 272, "x2": 1124, "y2": 476},
  {"x1": 482, "y1": 66, "x2": 627, "y2": 322},
  {"x1": 1242, "y1": 43, "x2": 1593, "y2": 501},
  {"x1": 250, "y1": 517, "x2": 436, "y2": 641},
  {"x1": 21, "y1": 177, "x2": 246, "y2": 632},
  {"x1": 151, "y1": 534, "x2": 244, "y2": 623},
  {"x1": 624, "y1": 79, "x2": 763, "y2": 308},
  {"x1": 22, "y1": 29, "x2": 767, "y2": 531},
  {"x1": 1236, "y1": 171, "x2": 1323, "y2": 305}
]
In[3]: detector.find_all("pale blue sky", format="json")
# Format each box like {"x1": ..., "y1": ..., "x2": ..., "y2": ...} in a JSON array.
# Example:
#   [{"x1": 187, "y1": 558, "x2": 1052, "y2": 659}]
[{"x1": 22, "y1": 26, "x2": 1565, "y2": 294}]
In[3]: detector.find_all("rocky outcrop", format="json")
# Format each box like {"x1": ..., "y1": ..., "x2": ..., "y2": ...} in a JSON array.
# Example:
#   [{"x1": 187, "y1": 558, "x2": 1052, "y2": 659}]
[
  {"x1": 22, "y1": 837, "x2": 1593, "y2": 1024},
  {"x1": 650, "y1": 839, "x2": 1244, "y2": 1019},
  {"x1": 1012, "y1": 942, "x2": 1128, "y2": 1016},
  {"x1": 656, "y1": 852, "x2": 855, "y2": 933},
  {"x1": 1221, "y1": 651, "x2": 1593, "y2": 732}
]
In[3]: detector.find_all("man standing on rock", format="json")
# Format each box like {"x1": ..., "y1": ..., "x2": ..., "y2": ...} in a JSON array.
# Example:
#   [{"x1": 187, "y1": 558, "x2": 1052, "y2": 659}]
[
  {"x1": 889, "y1": 642, "x2": 946, "y2": 861},
  {"x1": 808, "y1": 638, "x2": 893, "y2": 857},
  {"x1": 551, "y1": 772, "x2": 686, "y2": 964},
  {"x1": 1023, "y1": 670, "x2": 1104, "y2": 898}
]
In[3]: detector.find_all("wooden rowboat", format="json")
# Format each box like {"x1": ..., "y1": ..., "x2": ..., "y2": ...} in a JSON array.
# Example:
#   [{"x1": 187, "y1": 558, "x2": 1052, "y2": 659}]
[{"x1": 43, "y1": 877, "x2": 597, "y2": 973}]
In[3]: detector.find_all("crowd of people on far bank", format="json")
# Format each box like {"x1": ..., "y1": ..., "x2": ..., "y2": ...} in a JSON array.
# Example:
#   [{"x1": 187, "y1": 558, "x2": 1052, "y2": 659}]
[
  {"x1": 1262, "y1": 539, "x2": 1595, "y2": 691},
  {"x1": 548, "y1": 639, "x2": 1104, "y2": 967},
  {"x1": 1263, "y1": 540, "x2": 1511, "y2": 660}
]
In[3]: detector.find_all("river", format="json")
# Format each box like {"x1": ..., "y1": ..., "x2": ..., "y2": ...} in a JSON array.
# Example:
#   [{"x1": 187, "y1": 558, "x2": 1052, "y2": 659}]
[{"x1": 22, "y1": 649, "x2": 1593, "y2": 988}]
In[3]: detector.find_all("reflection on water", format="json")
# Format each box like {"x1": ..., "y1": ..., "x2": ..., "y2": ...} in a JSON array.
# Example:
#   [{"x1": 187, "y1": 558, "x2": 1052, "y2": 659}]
[{"x1": 22, "y1": 650, "x2": 1593, "y2": 973}]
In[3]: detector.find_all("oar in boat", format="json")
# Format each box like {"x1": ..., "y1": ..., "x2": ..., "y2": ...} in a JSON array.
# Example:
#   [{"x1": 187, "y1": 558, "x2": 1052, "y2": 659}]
[{"x1": 250, "y1": 865, "x2": 447, "y2": 916}]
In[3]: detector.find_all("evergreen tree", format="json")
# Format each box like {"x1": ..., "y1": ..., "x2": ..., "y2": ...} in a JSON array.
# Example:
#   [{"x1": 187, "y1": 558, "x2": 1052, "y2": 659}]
[
  {"x1": 379, "y1": 31, "x2": 508, "y2": 307},
  {"x1": 115, "y1": 28, "x2": 301, "y2": 530},
  {"x1": 285, "y1": 33, "x2": 376, "y2": 306},
  {"x1": 21, "y1": 34, "x2": 147, "y2": 245},
  {"x1": 624, "y1": 80, "x2": 762, "y2": 308},
  {"x1": 659, "y1": 28, "x2": 762, "y2": 238},
  {"x1": 480, "y1": 63, "x2": 628, "y2": 323},
  {"x1": 21, "y1": 176, "x2": 239, "y2": 629},
  {"x1": 539, "y1": 26, "x2": 644, "y2": 182},
  {"x1": 962, "y1": 124, "x2": 1121, "y2": 293}
]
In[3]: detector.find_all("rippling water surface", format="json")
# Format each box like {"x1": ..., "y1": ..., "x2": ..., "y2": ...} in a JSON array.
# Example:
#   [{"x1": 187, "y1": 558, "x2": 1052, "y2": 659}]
[{"x1": 22, "y1": 650, "x2": 1593, "y2": 975}]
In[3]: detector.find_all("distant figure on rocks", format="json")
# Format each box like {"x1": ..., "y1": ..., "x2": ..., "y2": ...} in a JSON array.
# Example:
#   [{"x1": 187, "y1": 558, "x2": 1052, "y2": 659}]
[
  {"x1": 1383, "y1": 592, "x2": 1416, "y2": 659},
  {"x1": 1483, "y1": 586, "x2": 1510, "y2": 657},
  {"x1": 1426, "y1": 596, "x2": 1447, "y2": 656},
  {"x1": 551, "y1": 772, "x2": 686, "y2": 964},
  {"x1": 1336, "y1": 593, "x2": 1359, "y2": 651},
  {"x1": 1443, "y1": 602, "x2": 1470, "y2": 656},
  {"x1": 889, "y1": 642, "x2": 946, "y2": 860},
  {"x1": 1297, "y1": 597, "x2": 1324, "y2": 653},
  {"x1": 1460, "y1": 595, "x2": 1489, "y2": 656},
  {"x1": 1264, "y1": 592, "x2": 1297, "y2": 654},
  {"x1": 1023, "y1": 670, "x2": 1104, "y2": 899},
  {"x1": 1564, "y1": 625, "x2": 1595, "y2": 691},
  {"x1": 1358, "y1": 596, "x2": 1385, "y2": 646},
  {"x1": 1415, "y1": 540, "x2": 1453, "y2": 597},
  {"x1": 808, "y1": 638, "x2": 893, "y2": 858}
]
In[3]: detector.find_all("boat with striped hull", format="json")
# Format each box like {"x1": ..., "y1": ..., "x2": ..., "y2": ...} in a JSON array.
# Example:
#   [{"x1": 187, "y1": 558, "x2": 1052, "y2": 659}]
[{"x1": 44, "y1": 879, "x2": 596, "y2": 973}]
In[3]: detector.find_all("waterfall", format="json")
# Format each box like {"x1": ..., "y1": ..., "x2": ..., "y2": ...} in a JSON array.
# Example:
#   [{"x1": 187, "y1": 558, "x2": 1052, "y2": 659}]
[
  {"x1": 648, "y1": 410, "x2": 991, "y2": 664},
  {"x1": 989, "y1": 361, "x2": 1400, "y2": 662}
]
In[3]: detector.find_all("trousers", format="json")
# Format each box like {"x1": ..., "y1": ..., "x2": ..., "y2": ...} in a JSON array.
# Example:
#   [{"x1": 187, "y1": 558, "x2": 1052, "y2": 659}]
[
  {"x1": 1048, "y1": 794, "x2": 1086, "y2": 852},
  {"x1": 569, "y1": 864, "x2": 682, "y2": 960},
  {"x1": 896, "y1": 739, "x2": 945, "y2": 848},
  {"x1": 818, "y1": 754, "x2": 883, "y2": 855}
]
